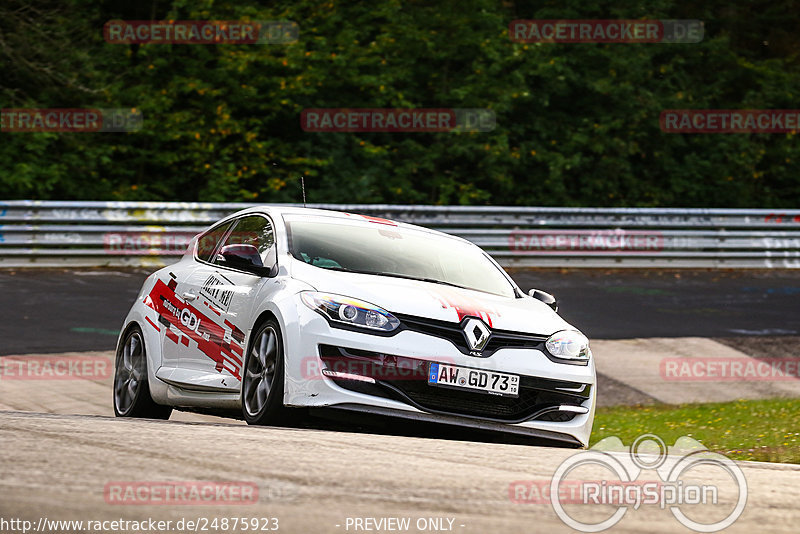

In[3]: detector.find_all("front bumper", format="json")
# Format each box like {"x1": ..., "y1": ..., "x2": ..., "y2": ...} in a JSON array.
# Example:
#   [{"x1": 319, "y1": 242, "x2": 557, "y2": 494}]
[{"x1": 282, "y1": 299, "x2": 596, "y2": 447}]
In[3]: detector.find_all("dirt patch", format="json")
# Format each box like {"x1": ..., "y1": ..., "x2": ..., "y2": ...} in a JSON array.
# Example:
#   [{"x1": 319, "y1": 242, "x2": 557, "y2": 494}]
[
  {"x1": 715, "y1": 336, "x2": 800, "y2": 359},
  {"x1": 596, "y1": 372, "x2": 659, "y2": 407}
]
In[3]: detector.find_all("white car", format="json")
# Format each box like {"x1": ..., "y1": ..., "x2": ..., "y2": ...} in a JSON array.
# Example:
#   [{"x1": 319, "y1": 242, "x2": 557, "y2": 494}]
[{"x1": 113, "y1": 207, "x2": 596, "y2": 447}]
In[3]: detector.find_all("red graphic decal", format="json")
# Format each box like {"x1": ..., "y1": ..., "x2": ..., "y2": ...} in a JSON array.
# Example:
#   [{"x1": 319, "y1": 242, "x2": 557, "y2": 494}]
[
  {"x1": 224, "y1": 320, "x2": 246, "y2": 344},
  {"x1": 165, "y1": 329, "x2": 179, "y2": 344},
  {"x1": 204, "y1": 300, "x2": 222, "y2": 316},
  {"x1": 429, "y1": 286, "x2": 498, "y2": 327},
  {"x1": 360, "y1": 215, "x2": 398, "y2": 226},
  {"x1": 144, "y1": 316, "x2": 161, "y2": 332},
  {"x1": 145, "y1": 279, "x2": 243, "y2": 380},
  {"x1": 180, "y1": 336, "x2": 190, "y2": 347},
  {"x1": 344, "y1": 213, "x2": 399, "y2": 226}
]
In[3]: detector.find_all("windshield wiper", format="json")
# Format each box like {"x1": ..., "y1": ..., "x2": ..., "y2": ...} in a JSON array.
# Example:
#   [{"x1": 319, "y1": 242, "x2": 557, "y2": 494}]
[
  {"x1": 316, "y1": 265, "x2": 354, "y2": 272},
  {"x1": 313, "y1": 264, "x2": 472, "y2": 291},
  {"x1": 371, "y1": 272, "x2": 472, "y2": 291}
]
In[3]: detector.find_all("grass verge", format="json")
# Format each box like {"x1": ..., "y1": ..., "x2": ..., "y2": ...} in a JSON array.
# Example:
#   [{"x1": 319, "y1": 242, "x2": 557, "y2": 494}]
[{"x1": 591, "y1": 398, "x2": 800, "y2": 464}]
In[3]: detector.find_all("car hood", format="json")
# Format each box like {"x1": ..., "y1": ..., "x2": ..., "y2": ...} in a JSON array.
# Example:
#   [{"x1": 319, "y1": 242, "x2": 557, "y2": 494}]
[{"x1": 290, "y1": 261, "x2": 575, "y2": 336}]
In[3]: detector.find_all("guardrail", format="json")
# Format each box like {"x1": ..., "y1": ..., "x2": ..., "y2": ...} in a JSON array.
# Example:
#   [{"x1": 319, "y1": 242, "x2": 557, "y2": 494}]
[{"x1": 1, "y1": 200, "x2": 798, "y2": 268}]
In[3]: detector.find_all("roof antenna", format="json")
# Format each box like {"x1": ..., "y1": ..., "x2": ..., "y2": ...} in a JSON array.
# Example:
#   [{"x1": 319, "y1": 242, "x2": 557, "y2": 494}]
[{"x1": 300, "y1": 175, "x2": 307, "y2": 208}]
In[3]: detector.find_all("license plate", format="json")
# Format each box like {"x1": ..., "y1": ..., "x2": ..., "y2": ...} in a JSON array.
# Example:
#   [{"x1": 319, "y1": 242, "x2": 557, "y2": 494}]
[{"x1": 428, "y1": 363, "x2": 520, "y2": 397}]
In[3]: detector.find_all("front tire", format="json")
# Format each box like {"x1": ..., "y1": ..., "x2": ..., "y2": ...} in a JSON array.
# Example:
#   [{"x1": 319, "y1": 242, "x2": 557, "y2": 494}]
[
  {"x1": 113, "y1": 326, "x2": 172, "y2": 419},
  {"x1": 242, "y1": 320, "x2": 287, "y2": 425}
]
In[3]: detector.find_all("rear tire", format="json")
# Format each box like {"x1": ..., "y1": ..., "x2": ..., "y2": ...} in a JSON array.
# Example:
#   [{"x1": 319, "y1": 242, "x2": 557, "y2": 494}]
[
  {"x1": 242, "y1": 320, "x2": 287, "y2": 425},
  {"x1": 113, "y1": 326, "x2": 172, "y2": 419}
]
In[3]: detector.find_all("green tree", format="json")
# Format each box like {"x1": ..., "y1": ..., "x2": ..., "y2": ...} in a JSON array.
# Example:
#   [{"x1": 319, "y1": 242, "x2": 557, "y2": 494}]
[{"x1": 1, "y1": 0, "x2": 799, "y2": 207}]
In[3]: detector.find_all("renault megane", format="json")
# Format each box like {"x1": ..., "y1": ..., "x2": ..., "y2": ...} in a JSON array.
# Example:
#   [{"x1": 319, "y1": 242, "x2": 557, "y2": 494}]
[{"x1": 113, "y1": 207, "x2": 596, "y2": 447}]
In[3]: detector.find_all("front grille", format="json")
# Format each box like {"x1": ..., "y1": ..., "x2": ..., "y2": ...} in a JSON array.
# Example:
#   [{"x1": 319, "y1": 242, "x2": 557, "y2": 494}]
[
  {"x1": 319, "y1": 345, "x2": 589, "y2": 423},
  {"x1": 397, "y1": 314, "x2": 547, "y2": 357}
]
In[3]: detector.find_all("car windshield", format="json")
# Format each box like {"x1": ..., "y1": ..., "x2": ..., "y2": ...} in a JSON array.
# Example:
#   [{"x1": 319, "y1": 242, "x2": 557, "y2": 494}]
[{"x1": 285, "y1": 216, "x2": 516, "y2": 298}]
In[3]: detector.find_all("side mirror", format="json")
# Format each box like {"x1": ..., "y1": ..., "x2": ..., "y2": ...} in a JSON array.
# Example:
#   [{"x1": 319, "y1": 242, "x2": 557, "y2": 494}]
[
  {"x1": 528, "y1": 289, "x2": 558, "y2": 312},
  {"x1": 217, "y1": 244, "x2": 273, "y2": 276}
]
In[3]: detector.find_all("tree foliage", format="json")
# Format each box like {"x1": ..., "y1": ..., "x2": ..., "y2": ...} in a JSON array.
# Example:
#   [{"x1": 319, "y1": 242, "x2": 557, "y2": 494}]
[{"x1": 1, "y1": 0, "x2": 799, "y2": 207}]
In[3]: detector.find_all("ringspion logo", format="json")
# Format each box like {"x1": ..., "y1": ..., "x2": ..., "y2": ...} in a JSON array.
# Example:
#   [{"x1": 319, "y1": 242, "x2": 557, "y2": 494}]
[
  {"x1": 512, "y1": 434, "x2": 747, "y2": 532},
  {"x1": 509, "y1": 20, "x2": 703, "y2": 43},
  {"x1": 510, "y1": 480, "x2": 666, "y2": 505}
]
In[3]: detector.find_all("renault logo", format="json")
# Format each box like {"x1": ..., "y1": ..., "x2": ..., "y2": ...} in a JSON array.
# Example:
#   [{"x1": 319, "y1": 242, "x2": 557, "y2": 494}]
[{"x1": 463, "y1": 317, "x2": 490, "y2": 352}]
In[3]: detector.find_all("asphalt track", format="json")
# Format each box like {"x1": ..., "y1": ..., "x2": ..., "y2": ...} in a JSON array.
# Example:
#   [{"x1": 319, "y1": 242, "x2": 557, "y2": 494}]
[
  {"x1": 2, "y1": 268, "x2": 800, "y2": 355},
  {"x1": 1, "y1": 350, "x2": 799, "y2": 533},
  {"x1": 2, "y1": 268, "x2": 800, "y2": 533},
  {"x1": 2, "y1": 410, "x2": 799, "y2": 534}
]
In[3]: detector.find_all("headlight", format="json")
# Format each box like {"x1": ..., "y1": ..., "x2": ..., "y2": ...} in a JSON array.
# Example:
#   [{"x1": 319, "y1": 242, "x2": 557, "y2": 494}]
[
  {"x1": 300, "y1": 292, "x2": 400, "y2": 333},
  {"x1": 545, "y1": 330, "x2": 590, "y2": 364}
]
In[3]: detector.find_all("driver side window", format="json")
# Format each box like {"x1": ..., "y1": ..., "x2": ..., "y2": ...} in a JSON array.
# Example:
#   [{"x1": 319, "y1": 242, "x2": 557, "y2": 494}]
[
  {"x1": 197, "y1": 220, "x2": 234, "y2": 262},
  {"x1": 214, "y1": 215, "x2": 277, "y2": 270}
]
